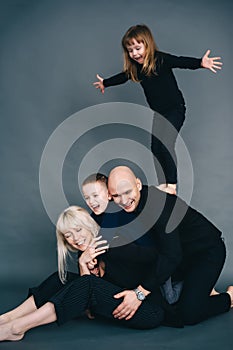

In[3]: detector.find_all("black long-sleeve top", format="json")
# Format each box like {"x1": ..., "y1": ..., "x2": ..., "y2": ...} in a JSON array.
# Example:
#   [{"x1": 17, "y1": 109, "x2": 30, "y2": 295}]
[
  {"x1": 101, "y1": 186, "x2": 222, "y2": 293},
  {"x1": 103, "y1": 51, "x2": 202, "y2": 114}
]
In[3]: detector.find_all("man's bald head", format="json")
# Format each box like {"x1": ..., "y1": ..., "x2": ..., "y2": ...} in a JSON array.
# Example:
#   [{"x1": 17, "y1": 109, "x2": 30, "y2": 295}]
[{"x1": 108, "y1": 166, "x2": 142, "y2": 212}]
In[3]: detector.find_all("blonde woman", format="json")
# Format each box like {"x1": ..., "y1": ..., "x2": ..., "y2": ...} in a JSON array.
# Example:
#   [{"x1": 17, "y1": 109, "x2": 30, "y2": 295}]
[{"x1": 0, "y1": 206, "x2": 166, "y2": 342}]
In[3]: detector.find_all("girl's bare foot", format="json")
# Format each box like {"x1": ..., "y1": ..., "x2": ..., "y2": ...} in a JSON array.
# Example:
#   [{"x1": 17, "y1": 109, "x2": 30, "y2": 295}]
[
  {"x1": 210, "y1": 288, "x2": 219, "y2": 296},
  {"x1": 0, "y1": 322, "x2": 24, "y2": 342},
  {"x1": 167, "y1": 184, "x2": 177, "y2": 195},
  {"x1": 226, "y1": 286, "x2": 233, "y2": 308},
  {"x1": 156, "y1": 184, "x2": 176, "y2": 195}
]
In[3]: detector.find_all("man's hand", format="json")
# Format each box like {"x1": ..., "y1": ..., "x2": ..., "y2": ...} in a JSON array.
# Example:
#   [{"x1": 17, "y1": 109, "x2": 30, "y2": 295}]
[{"x1": 113, "y1": 290, "x2": 142, "y2": 320}]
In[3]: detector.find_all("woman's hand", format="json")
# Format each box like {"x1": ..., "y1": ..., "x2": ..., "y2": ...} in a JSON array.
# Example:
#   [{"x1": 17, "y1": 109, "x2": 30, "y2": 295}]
[
  {"x1": 87, "y1": 258, "x2": 97, "y2": 270},
  {"x1": 87, "y1": 260, "x2": 100, "y2": 277},
  {"x1": 93, "y1": 74, "x2": 105, "y2": 94},
  {"x1": 201, "y1": 49, "x2": 222, "y2": 73},
  {"x1": 78, "y1": 236, "x2": 108, "y2": 275}
]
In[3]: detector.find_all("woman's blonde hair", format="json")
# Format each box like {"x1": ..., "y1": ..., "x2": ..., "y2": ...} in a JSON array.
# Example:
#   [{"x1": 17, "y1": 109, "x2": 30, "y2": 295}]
[
  {"x1": 121, "y1": 24, "x2": 159, "y2": 82},
  {"x1": 56, "y1": 205, "x2": 99, "y2": 283}
]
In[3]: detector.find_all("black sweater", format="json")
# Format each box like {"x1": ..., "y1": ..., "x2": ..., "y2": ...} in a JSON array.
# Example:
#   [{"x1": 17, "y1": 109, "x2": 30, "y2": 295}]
[
  {"x1": 101, "y1": 186, "x2": 222, "y2": 293},
  {"x1": 103, "y1": 51, "x2": 202, "y2": 114}
]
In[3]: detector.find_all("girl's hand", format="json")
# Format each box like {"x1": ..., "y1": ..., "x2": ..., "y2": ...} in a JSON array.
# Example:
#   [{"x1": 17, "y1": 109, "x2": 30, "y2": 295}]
[
  {"x1": 201, "y1": 49, "x2": 222, "y2": 73},
  {"x1": 93, "y1": 74, "x2": 105, "y2": 94}
]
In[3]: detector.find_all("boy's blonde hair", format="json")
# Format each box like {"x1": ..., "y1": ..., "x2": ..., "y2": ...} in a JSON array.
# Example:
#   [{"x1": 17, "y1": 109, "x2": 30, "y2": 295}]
[
  {"x1": 82, "y1": 173, "x2": 108, "y2": 187},
  {"x1": 56, "y1": 205, "x2": 100, "y2": 283},
  {"x1": 121, "y1": 24, "x2": 159, "y2": 82}
]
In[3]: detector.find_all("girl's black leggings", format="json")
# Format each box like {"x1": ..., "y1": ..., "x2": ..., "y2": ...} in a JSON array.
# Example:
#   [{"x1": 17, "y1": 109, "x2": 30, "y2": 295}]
[{"x1": 151, "y1": 105, "x2": 185, "y2": 184}]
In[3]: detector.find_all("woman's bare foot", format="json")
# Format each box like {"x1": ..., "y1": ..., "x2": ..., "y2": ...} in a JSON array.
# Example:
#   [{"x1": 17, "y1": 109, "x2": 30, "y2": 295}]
[
  {"x1": 210, "y1": 288, "x2": 219, "y2": 296},
  {"x1": 0, "y1": 321, "x2": 24, "y2": 342},
  {"x1": 0, "y1": 314, "x2": 11, "y2": 326},
  {"x1": 226, "y1": 286, "x2": 233, "y2": 308}
]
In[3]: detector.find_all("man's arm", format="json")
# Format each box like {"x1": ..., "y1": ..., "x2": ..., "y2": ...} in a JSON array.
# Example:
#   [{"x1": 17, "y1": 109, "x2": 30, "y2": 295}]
[{"x1": 112, "y1": 285, "x2": 151, "y2": 320}]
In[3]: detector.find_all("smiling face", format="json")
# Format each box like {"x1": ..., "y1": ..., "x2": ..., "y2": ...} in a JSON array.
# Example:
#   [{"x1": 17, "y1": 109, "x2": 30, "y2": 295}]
[
  {"x1": 126, "y1": 38, "x2": 146, "y2": 64},
  {"x1": 82, "y1": 181, "x2": 110, "y2": 215},
  {"x1": 108, "y1": 166, "x2": 142, "y2": 213},
  {"x1": 63, "y1": 226, "x2": 93, "y2": 252}
]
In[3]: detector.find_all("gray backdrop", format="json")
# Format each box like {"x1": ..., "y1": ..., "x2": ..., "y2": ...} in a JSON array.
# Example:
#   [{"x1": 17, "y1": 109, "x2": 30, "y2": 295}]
[{"x1": 0, "y1": 0, "x2": 232, "y2": 345}]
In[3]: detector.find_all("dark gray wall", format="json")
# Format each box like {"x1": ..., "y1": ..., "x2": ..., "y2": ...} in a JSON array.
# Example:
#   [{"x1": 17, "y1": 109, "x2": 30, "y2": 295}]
[{"x1": 0, "y1": 0, "x2": 232, "y2": 286}]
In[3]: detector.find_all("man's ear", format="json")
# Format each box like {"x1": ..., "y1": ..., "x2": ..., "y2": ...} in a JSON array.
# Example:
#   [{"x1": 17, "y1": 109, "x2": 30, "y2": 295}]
[{"x1": 136, "y1": 178, "x2": 142, "y2": 191}]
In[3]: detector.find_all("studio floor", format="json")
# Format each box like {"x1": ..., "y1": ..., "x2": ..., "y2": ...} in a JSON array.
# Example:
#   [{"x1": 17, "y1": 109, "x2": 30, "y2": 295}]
[{"x1": 0, "y1": 283, "x2": 233, "y2": 350}]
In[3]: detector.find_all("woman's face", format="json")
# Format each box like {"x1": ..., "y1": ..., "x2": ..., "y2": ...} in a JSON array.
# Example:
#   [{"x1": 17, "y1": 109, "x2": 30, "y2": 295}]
[
  {"x1": 126, "y1": 38, "x2": 146, "y2": 64},
  {"x1": 63, "y1": 226, "x2": 93, "y2": 251}
]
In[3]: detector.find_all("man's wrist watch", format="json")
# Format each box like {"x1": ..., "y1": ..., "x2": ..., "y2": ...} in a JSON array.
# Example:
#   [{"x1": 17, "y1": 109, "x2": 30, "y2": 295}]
[{"x1": 133, "y1": 288, "x2": 146, "y2": 301}]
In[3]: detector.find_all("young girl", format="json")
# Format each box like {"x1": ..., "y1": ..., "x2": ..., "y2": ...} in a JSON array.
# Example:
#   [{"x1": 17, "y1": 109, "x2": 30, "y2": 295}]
[{"x1": 93, "y1": 24, "x2": 222, "y2": 194}]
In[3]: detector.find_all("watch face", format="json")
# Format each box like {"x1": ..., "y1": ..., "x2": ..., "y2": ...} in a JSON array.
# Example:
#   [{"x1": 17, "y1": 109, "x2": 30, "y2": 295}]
[
  {"x1": 134, "y1": 288, "x2": 146, "y2": 300},
  {"x1": 137, "y1": 291, "x2": 145, "y2": 301}
]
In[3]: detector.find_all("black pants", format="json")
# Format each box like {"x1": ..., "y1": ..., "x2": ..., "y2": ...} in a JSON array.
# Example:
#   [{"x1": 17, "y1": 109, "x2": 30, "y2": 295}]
[
  {"x1": 29, "y1": 273, "x2": 164, "y2": 330},
  {"x1": 177, "y1": 238, "x2": 231, "y2": 325},
  {"x1": 151, "y1": 105, "x2": 185, "y2": 184}
]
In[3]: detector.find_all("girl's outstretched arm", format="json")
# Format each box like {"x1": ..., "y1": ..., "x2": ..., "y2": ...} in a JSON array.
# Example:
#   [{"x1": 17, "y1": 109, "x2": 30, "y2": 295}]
[
  {"x1": 201, "y1": 49, "x2": 222, "y2": 73},
  {"x1": 93, "y1": 72, "x2": 129, "y2": 93},
  {"x1": 93, "y1": 74, "x2": 105, "y2": 94}
]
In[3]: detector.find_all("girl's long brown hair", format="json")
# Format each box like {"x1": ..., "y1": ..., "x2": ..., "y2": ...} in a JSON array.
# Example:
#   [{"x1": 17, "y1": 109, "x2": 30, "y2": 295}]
[{"x1": 121, "y1": 24, "x2": 159, "y2": 82}]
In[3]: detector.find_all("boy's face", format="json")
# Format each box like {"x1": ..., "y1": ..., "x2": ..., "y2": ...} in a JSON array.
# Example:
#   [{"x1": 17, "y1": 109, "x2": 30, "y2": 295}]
[{"x1": 82, "y1": 181, "x2": 109, "y2": 215}]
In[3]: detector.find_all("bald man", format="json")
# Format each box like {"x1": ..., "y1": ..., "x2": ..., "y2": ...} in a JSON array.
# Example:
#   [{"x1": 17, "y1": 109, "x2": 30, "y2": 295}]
[{"x1": 105, "y1": 166, "x2": 232, "y2": 326}]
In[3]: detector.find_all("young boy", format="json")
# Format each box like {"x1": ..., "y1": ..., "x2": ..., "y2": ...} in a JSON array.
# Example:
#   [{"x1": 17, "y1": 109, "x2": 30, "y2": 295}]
[{"x1": 82, "y1": 173, "x2": 110, "y2": 225}]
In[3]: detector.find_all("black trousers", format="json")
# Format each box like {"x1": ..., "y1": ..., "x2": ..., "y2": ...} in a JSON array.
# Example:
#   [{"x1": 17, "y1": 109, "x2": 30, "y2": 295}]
[
  {"x1": 151, "y1": 105, "x2": 185, "y2": 184},
  {"x1": 177, "y1": 238, "x2": 231, "y2": 325},
  {"x1": 29, "y1": 273, "x2": 164, "y2": 330}
]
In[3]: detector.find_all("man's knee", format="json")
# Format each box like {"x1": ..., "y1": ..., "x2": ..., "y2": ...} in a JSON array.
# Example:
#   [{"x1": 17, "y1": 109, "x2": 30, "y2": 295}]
[{"x1": 182, "y1": 308, "x2": 202, "y2": 325}]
